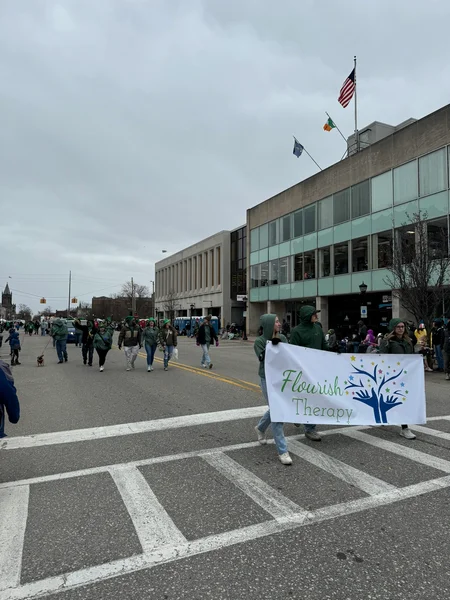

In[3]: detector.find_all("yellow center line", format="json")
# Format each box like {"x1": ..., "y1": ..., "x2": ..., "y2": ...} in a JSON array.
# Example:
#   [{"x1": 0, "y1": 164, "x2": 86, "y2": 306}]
[{"x1": 112, "y1": 346, "x2": 260, "y2": 393}]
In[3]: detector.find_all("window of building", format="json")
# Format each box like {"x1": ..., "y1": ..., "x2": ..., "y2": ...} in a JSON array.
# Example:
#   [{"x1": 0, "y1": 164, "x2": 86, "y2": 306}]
[
  {"x1": 319, "y1": 246, "x2": 331, "y2": 277},
  {"x1": 268, "y1": 220, "x2": 278, "y2": 246},
  {"x1": 371, "y1": 171, "x2": 393, "y2": 212},
  {"x1": 260, "y1": 262, "x2": 269, "y2": 286},
  {"x1": 279, "y1": 257, "x2": 290, "y2": 284},
  {"x1": 394, "y1": 160, "x2": 418, "y2": 205},
  {"x1": 250, "y1": 265, "x2": 260, "y2": 288},
  {"x1": 210, "y1": 250, "x2": 215, "y2": 286},
  {"x1": 375, "y1": 231, "x2": 393, "y2": 269},
  {"x1": 217, "y1": 247, "x2": 221, "y2": 285},
  {"x1": 259, "y1": 223, "x2": 268, "y2": 249},
  {"x1": 281, "y1": 214, "x2": 292, "y2": 242},
  {"x1": 419, "y1": 148, "x2": 447, "y2": 197},
  {"x1": 352, "y1": 237, "x2": 369, "y2": 272},
  {"x1": 304, "y1": 251, "x2": 316, "y2": 279},
  {"x1": 428, "y1": 217, "x2": 449, "y2": 259},
  {"x1": 334, "y1": 242, "x2": 349, "y2": 274},
  {"x1": 396, "y1": 225, "x2": 416, "y2": 264},
  {"x1": 293, "y1": 209, "x2": 303, "y2": 238},
  {"x1": 303, "y1": 204, "x2": 316, "y2": 234},
  {"x1": 269, "y1": 259, "x2": 279, "y2": 285},
  {"x1": 205, "y1": 252, "x2": 209, "y2": 287},
  {"x1": 199, "y1": 254, "x2": 203, "y2": 288},
  {"x1": 193, "y1": 257, "x2": 197, "y2": 289},
  {"x1": 351, "y1": 180, "x2": 370, "y2": 218},
  {"x1": 294, "y1": 253, "x2": 303, "y2": 281},
  {"x1": 318, "y1": 196, "x2": 333, "y2": 230},
  {"x1": 250, "y1": 228, "x2": 259, "y2": 252},
  {"x1": 333, "y1": 188, "x2": 350, "y2": 224}
]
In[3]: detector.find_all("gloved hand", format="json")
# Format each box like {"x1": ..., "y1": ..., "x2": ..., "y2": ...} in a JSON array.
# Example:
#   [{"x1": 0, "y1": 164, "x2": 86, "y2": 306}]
[
  {"x1": 216, "y1": 341, "x2": 219, "y2": 347},
  {"x1": 271, "y1": 337, "x2": 281, "y2": 345}
]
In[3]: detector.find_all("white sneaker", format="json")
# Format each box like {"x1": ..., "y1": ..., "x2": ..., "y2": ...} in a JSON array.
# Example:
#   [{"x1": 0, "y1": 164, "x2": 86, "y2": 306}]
[
  {"x1": 147, "y1": 366, "x2": 151, "y2": 372},
  {"x1": 278, "y1": 452, "x2": 293, "y2": 465},
  {"x1": 150, "y1": 366, "x2": 154, "y2": 371},
  {"x1": 126, "y1": 365, "x2": 131, "y2": 371},
  {"x1": 400, "y1": 427, "x2": 416, "y2": 440},
  {"x1": 255, "y1": 425, "x2": 267, "y2": 445},
  {"x1": 99, "y1": 366, "x2": 104, "y2": 372}
]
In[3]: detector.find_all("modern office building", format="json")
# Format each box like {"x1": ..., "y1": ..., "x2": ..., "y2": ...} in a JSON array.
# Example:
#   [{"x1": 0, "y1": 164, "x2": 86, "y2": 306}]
[
  {"x1": 247, "y1": 104, "x2": 450, "y2": 335},
  {"x1": 155, "y1": 226, "x2": 247, "y2": 327}
]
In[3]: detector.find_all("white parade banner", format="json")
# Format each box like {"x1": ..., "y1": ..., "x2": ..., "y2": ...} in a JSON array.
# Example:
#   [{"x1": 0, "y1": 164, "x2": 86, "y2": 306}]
[{"x1": 265, "y1": 343, "x2": 426, "y2": 426}]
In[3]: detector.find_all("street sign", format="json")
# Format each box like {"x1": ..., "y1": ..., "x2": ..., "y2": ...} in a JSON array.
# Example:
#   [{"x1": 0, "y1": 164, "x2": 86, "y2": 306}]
[
  {"x1": 237, "y1": 295, "x2": 248, "y2": 302},
  {"x1": 360, "y1": 306, "x2": 368, "y2": 318}
]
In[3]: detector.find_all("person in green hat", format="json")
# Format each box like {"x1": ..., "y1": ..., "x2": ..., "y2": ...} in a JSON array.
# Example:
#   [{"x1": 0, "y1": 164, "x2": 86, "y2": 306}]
[
  {"x1": 93, "y1": 319, "x2": 115, "y2": 372},
  {"x1": 118, "y1": 314, "x2": 142, "y2": 371},
  {"x1": 142, "y1": 318, "x2": 160, "y2": 372},
  {"x1": 158, "y1": 319, "x2": 177, "y2": 371},
  {"x1": 379, "y1": 318, "x2": 416, "y2": 440}
]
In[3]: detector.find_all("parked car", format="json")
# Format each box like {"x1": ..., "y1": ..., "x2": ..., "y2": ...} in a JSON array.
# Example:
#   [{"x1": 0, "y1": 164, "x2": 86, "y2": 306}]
[{"x1": 65, "y1": 320, "x2": 77, "y2": 344}]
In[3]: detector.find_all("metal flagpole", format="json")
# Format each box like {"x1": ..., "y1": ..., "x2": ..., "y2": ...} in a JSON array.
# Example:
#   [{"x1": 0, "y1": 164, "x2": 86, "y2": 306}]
[
  {"x1": 325, "y1": 112, "x2": 347, "y2": 143},
  {"x1": 67, "y1": 270, "x2": 71, "y2": 318},
  {"x1": 293, "y1": 136, "x2": 322, "y2": 171},
  {"x1": 353, "y1": 55, "x2": 359, "y2": 153}
]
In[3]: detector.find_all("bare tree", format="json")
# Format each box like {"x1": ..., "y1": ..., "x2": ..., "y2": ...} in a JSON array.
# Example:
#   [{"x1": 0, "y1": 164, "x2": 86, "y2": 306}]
[
  {"x1": 17, "y1": 304, "x2": 32, "y2": 320},
  {"x1": 77, "y1": 302, "x2": 92, "y2": 318},
  {"x1": 43, "y1": 306, "x2": 53, "y2": 315},
  {"x1": 163, "y1": 289, "x2": 179, "y2": 321},
  {"x1": 121, "y1": 281, "x2": 149, "y2": 300},
  {"x1": 384, "y1": 211, "x2": 450, "y2": 330}
]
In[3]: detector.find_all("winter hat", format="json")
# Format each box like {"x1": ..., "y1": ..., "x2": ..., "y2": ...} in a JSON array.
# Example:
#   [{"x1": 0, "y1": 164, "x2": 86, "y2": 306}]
[
  {"x1": 388, "y1": 318, "x2": 404, "y2": 332},
  {"x1": 163, "y1": 319, "x2": 170, "y2": 326}
]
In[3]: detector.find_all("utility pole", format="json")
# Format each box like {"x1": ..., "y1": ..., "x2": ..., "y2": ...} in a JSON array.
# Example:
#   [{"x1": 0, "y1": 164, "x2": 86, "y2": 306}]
[
  {"x1": 131, "y1": 277, "x2": 136, "y2": 314},
  {"x1": 67, "y1": 270, "x2": 72, "y2": 318}
]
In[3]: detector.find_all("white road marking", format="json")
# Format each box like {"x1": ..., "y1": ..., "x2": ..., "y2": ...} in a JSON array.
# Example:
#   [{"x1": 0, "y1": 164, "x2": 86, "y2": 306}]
[
  {"x1": 288, "y1": 440, "x2": 396, "y2": 496},
  {"x1": 109, "y1": 466, "x2": 187, "y2": 553},
  {"x1": 2, "y1": 474, "x2": 450, "y2": 600},
  {"x1": 0, "y1": 406, "x2": 267, "y2": 451},
  {"x1": 0, "y1": 486, "x2": 29, "y2": 591},
  {"x1": 408, "y1": 424, "x2": 450, "y2": 440},
  {"x1": 202, "y1": 452, "x2": 308, "y2": 520},
  {"x1": 0, "y1": 425, "x2": 367, "y2": 491},
  {"x1": 341, "y1": 429, "x2": 450, "y2": 473}
]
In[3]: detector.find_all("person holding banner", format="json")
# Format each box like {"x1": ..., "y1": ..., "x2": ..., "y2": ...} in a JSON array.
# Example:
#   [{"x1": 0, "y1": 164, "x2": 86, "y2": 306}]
[
  {"x1": 379, "y1": 318, "x2": 416, "y2": 440},
  {"x1": 289, "y1": 305, "x2": 328, "y2": 441},
  {"x1": 254, "y1": 314, "x2": 292, "y2": 465}
]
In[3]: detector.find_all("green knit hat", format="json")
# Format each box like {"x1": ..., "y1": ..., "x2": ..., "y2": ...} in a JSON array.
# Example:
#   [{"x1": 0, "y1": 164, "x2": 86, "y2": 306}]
[
  {"x1": 163, "y1": 318, "x2": 170, "y2": 325},
  {"x1": 388, "y1": 318, "x2": 404, "y2": 332}
]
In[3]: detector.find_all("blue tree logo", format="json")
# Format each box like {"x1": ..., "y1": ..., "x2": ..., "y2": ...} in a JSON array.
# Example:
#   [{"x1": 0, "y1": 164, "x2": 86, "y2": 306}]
[{"x1": 344, "y1": 356, "x2": 409, "y2": 424}]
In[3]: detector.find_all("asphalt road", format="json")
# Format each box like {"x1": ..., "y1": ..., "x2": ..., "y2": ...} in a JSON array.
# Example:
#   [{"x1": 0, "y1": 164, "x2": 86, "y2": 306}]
[{"x1": 1, "y1": 332, "x2": 450, "y2": 600}]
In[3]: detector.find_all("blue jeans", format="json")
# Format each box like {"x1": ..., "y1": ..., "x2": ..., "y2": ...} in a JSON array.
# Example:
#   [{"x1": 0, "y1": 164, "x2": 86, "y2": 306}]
[
  {"x1": 145, "y1": 343, "x2": 157, "y2": 366},
  {"x1": 41, "y1": 329, "x2": 46, "y2": 336},
  {"x1": 257, "y1": 378, "x2": 288, "y2": 455},
  {"x1": 201, "y1": 343, "x2": 211, "y2": 366},
  {"x1": 164, "y1": 345, "x2": 174, "y2": 368},
  {"x1": 435, "y1": 344, "x2": 444, "y2": 370},
  {"x1": 56, "y1": 340, "x2": 68, "y2": 362}
]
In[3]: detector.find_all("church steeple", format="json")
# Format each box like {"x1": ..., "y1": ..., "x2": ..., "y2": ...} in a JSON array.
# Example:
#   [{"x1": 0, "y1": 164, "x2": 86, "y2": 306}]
[{"x1": 3, "y1": 282, "x2": 10, "y2": 295}]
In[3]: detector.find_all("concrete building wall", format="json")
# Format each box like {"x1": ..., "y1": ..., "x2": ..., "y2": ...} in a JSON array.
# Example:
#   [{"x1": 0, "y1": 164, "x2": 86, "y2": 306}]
[{"x1": 155, "y1": 231, "x2": 233, "y2": 325}]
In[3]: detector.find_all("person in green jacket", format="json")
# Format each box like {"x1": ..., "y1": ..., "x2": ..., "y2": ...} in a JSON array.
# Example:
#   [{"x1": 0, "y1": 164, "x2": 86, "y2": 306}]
[
  {"x1": 93, "y1": 321, "x2": 114, "y2": 372},
  {"x1": 51, "y1": 318, "x2": 69, "y2": 364},
  {"x1": 142, "y1": 318, "x2": 159, "y2": 372},
  {"x1": 254, "y1": 314, "x2": 292, "y2": 465},
  {"x1": 379, "y1": 318, "x2": 416, "y2": 440},
  {"x1": 289, "y1": 305, "x2": 328, "y2": 441}
]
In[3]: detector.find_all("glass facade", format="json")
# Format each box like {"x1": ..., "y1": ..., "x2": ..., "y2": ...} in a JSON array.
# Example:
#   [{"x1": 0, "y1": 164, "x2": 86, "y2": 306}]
[
  {"x1": 230, "y1": 227, "x2": 247, "y2": 298},
  {"x1": 249, "y1": 145, "x2": 450, "y2": 298}
]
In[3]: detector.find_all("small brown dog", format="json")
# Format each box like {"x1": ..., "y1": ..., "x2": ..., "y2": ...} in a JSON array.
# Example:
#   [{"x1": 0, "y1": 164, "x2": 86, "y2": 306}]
[{"x1": 37, "y1": 354, "x2": 45, "y2": 367}]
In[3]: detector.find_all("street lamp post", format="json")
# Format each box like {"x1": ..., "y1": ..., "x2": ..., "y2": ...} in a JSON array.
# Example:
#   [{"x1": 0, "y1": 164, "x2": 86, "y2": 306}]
[
  {"x1": 359, "y1": 281, "x2": 368, "y2": 321},
  {"x1": 190, "y1": 303, "x2": 195, "y2": 338}
]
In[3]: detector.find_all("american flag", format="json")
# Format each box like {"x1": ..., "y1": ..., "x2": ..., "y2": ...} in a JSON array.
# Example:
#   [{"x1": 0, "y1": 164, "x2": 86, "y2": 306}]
[{"x1": 338, "y1": 68, "x2": 355, "y2": 108}]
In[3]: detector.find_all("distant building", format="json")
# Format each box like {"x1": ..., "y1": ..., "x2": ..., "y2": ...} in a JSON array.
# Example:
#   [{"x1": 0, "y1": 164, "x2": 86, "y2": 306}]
[
  {"x1": 92, "y1": 296, "x2": 154, "y2": 321},
  {"x1": 1, "y1": 283, "x2": 15, "y2": 319}
]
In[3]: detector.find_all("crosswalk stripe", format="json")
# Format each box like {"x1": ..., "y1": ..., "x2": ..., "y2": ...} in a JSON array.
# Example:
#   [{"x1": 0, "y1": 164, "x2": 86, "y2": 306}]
[
  {"x1": 0, "y1": 486, "x2": 29, "y2": 591},
  {"x1": 341, "y1": 429, "x2": 450, "y2": 472},
  {"x1": 109, "y1": 466, "x2": 186, "y2": 553},
  {"x1": 203, "y1": 452, "x2": 308, "y2": 520},
  {"x1": 3, "y1": 474, "x2": 450, "y2": 600},
  {"x1": 408, "y1": 424, "x2": 450, "y2": 440},
  {"x1": 288, "y1": 440, "x2": 396, "y2": 496}
]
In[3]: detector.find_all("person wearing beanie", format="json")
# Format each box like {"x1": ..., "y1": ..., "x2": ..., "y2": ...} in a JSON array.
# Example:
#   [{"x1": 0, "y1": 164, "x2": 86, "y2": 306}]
[
  {"x1": 196, "y1": 315, "x2": 219, "y2": 369},
  {"x1": 93, "y1": 320, "x2": 114, "y2": 372},
  {"x1": 379, "y1": 318, "x2": 417, "y2": 440},
  {"x1": 158, "y1": 319, "x2": 177, "y2": 371},
  {"x1": 142, "y1": 318, "x2": 160, "y2": 372},
  {"x1": 74, "y1": 318, "x2": 98, "y2": 367},
  {"x1": 118, "y1": 314, "x2": 142, "y2": 371}
]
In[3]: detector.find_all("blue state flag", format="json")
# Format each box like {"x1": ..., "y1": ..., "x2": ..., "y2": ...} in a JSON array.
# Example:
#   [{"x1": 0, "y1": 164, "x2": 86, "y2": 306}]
[{"x1": 293, "y1": 139, "x2": 304, "y2": 158}]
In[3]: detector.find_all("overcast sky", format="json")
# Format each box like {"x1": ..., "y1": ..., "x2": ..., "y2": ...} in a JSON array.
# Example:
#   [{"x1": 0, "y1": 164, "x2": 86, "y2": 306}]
[{"x1": 1, "y1": 0, "x2": 449, "y2": 314}]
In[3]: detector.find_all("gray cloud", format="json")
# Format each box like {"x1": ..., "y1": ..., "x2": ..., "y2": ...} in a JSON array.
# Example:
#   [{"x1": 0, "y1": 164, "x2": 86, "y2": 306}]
[{"x1": 1, "y1": 0, "x2": 449, "y2": 312}]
